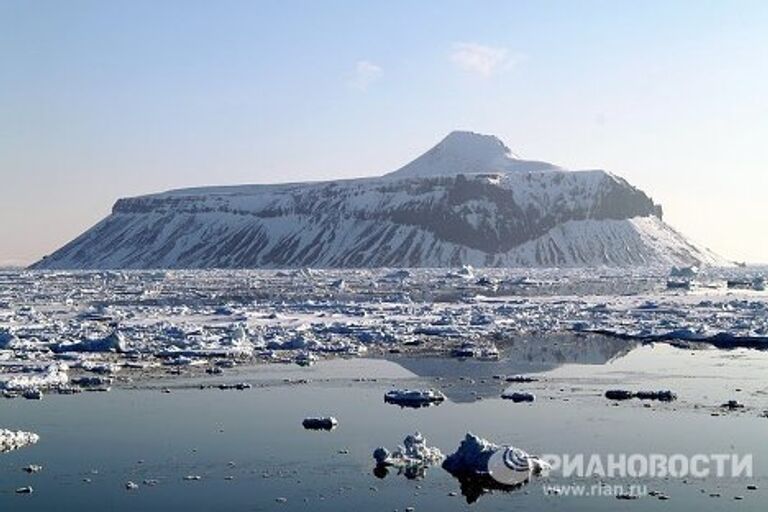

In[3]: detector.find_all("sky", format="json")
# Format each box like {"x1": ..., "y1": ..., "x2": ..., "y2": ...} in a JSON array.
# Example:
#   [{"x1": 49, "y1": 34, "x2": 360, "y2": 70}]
[{"x1": 1, "y1": 0, "x2": 767, "y2": 265}]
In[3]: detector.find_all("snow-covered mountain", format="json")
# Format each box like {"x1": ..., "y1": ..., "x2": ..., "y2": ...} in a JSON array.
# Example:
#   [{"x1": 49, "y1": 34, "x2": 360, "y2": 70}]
[{"x1": 32, "y1": 131, "x2": 725, "y2": 269}]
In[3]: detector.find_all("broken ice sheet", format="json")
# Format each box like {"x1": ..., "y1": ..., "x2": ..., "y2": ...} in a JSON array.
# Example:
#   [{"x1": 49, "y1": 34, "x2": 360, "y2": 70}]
[{"x1": 0, "y1": 266, "x2": 765, "y2": 405}]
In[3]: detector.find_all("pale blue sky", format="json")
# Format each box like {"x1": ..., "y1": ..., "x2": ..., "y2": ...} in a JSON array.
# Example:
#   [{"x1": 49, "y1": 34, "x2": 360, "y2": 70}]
[{"x1": 1, "y1": 0, "x2": 767, "y2": 264}]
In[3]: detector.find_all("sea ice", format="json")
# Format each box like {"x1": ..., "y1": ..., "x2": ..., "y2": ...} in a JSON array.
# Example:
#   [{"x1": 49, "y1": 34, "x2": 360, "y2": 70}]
[
  {"x1": 442, "y1": 433, "x2": 549, "y2": 487},
  {"x1": 373, "y1": 432, "x2": 444, "y2": 479},
  {"x1": 384, "y1": 388, "x2": 446, "y2": 408},
  {"x1": 0, "y1": 429, "x2": 40, "y2": 454},
  {"x1": 302, "y1": 417, "x2": 338, "y2": 431}
]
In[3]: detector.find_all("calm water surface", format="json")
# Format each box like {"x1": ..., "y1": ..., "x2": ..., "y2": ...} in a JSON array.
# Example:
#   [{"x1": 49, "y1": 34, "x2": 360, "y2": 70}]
[{"x1": 2, "y1": 341, "x2": 768, "y2": 511}]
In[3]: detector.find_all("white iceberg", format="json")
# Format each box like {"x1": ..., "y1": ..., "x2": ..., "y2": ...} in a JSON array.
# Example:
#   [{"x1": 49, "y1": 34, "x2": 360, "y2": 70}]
[
  {"x1": 443, "y1": 433, "x2": 549, "y2": 487},
  {"x1": 373, "y1": 432, "x2": 444, "y2": 479}
]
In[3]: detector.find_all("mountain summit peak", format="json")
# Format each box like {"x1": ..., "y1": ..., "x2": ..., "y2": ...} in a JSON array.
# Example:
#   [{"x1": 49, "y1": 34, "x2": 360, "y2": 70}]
[
  {"x1": 386, "y1": 130, "x2": 558, "y2": 179},
  {"x1": 437, "y1": 130, "x2": 512, "y2": 157}
]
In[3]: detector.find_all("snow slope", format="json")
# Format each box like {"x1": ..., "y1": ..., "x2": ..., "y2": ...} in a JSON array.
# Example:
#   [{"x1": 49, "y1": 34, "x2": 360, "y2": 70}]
[
  {"x1": 386, "y1": 131, "x2": 558, "y2": 178},
  {"x1": 32, "y1": 132, "x2": 726, "y2": 269}
]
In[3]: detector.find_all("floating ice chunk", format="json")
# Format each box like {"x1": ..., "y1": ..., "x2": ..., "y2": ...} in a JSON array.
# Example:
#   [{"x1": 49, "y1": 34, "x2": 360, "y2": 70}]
[
  {"x1": 666, "y1": 278, "x2": 692, "y2": 289},
  {"x1": 669, "y1": 266, "x2": 699, "y2": 279},
  {"x1": 226, "y1": 324, "x2": 248, "y2": 343},
  {"x1": 475, "y1": 276, "x2": 498, "y2": 289},
  {"x1": 267, "y1": 335, "x2": 310, "y2": 350},
  {"x1": 22, "y1": 388, "x2": 43, "y2": 400},
  {"x1": 451, "y1": 341, "x2": 499, "y2": 359},
  {"x1": 373, "y1": 432, "x2": 444, "y2": 479},
  {"x1": 163, "y1": 356, "x2": 205, "y2": 367},
  {"x1": 443, "y1": 433, "x2": 500, "y2": 477},
  {"x1": 442, "y1": 433, "x2": 549, "y2": 491},
  {"x1": 721, "y1": 399, "x2": 745, "y2": 410},
  {"x1": 605, "y1": 389, "x2": 634, "y2": 400},
  {"x1": 605, "y1": 390, "x2": 677, "y2": 402},
  {"x1": 501, "y1": 391, "x2": 535, "y2": 403},
  {"x1": 53, "y1": 331, "x2": 127, "y2": 353},
  {"x1": 78, "y1": 361, "x2": 121, "y2": 375},
  {"x1": 505, "y1": 375, "x2": 538, "y2": 383},
  {"x1": 446, "y1": 265, "x2": 475, "y2": 279},
  {"x1": 727, "y1": 276, "x2": 766, "y2": 291},
  {"x1": 381, "y1": 270, "x2": 411, "y2": 282},
  {"x1": 295, "y1": 351, "x2": 317, "y2": 367},
  {"x1": 217, "y1": 382, "x2": 252, "y2": 390},
  {"x1": 399, "y1": 432, "x2": 443, "y2": 464},
  {"x1": 302, "y1": 417, "x2": 338, "y2": 431},
  {"x1": 384, "y1": 388, "x2": 446, "y2": 408},
  {"x1": 469, "y1": 313, "x2": 496, "y2": 326},
  {"x1": 71, "y1": 376, "x2": 113, "y2": 388},
  {"x1": 0, "y1": 429, "x2": 40, "y2": 453},
  {"x1": 666, "y1": 266, "x2": 699, "y2": 289},
  {"x1": 635, "y1": 390, "x2": 677, "y2": 402},
  {"x1": 0, "y1": 364, "x2": 69, "y2": 391}
]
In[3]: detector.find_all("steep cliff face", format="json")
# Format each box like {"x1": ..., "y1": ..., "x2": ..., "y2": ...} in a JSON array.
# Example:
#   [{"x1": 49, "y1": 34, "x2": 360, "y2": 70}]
[{"x1": 31, "y1": 132, "x2": 723, "y2": 269}]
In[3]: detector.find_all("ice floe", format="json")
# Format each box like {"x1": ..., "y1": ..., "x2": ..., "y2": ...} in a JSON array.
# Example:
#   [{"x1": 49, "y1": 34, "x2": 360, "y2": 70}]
[
  {"x1": 605, "y1": 389, "x2": 677, "y2": 402},
  {"x1": 0, "y1": 266, "x2": 766, "y2": 398},
  {"x1": 384, "y1": 389, "x2": 446, "y2": 408},
  {"x1": 373, "y1": 432, "x2": 444, "y2": 479},
  {"x1": 0, "y1": 429, "x2": 40, "y2": 454},
  {"x1": 500, "y1": 391, "x2": 535, "y2": 402},
  {"x1": 302, "y1": 417, "x2": 338, "y2": 431},
  {"x1": 442, "y1": 433, "x2": 549, "y2": 503}
]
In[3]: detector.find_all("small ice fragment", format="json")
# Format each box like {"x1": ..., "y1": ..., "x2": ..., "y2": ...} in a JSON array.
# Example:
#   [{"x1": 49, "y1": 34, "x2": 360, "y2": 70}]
[
  {"x1": 53, "y1": 330, "x2": 127, "y2": 353},
  {"x1": 0, "y1": 429, "x2": 40, "y2": 453},
  {"x1": 22, "y1": 388, "x2": 43, "y2": 400},
  {"x1": 635, "y1": 390, "x2": 677, "y2": 402},
  {"x1": 605, "y1": 390, "x2": 634, "y2": 400},
  {"x1": 384, "y1": 389, "x2": 446, "y2": 408},
  {"x1": 721, "y1": 400, "x2": 745, "y2": 410},
  {"x1": 505, "y1": 375, "x2": 538, "y2": 383},
  {"x1": 501, "y1": 391, "x2": 535, "y2": 403},
  {"x1": 302, "y1": 417, "x2": 338, "y2": 431},
  {"x1": 373, "y1": 432, "x2": 444, "y2": 479}
]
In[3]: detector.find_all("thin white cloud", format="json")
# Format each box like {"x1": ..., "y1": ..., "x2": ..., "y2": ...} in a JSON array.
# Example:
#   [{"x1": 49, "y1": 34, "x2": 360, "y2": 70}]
[
  {"x1": 450, "y1": 42, "x2": 512, "y2": 77},
  {"x1": 348, "y1": 60, "x2": 382, "y2": 91}
]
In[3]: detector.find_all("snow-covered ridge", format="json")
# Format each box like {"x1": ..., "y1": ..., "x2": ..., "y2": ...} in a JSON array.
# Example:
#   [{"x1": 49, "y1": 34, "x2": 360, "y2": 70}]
[{"x1": 32, "y1": 132, "x2": 724, "y2": 269}]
